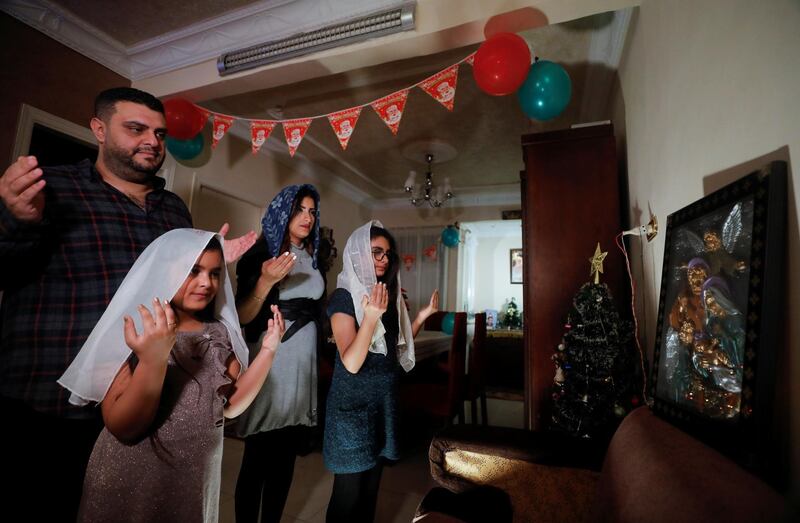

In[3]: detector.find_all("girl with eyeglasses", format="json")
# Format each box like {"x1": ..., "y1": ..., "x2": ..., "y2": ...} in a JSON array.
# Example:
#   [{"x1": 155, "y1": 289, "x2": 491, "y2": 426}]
[
  {"x1": 232, "y1": 185, "x2": 325, "y2": 523},
  {"x1": 324, "y1": 221, "x2": 438, "y2": 522}
]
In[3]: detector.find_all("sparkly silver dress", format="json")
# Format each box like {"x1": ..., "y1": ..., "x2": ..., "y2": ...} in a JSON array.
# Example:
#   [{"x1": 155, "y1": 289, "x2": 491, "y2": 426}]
[{"x1": 78, "y1": 321, "x2": 233, "y2": 523}]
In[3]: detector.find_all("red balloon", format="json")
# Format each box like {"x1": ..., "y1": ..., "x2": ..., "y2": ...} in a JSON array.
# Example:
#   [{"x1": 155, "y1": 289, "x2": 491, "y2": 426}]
[
  {"x1": 472, "y1": 32, "x2": 531, "y2": 96},
  {"x1": 164, "y1": 98, "x2": 206, "y2": 139}
]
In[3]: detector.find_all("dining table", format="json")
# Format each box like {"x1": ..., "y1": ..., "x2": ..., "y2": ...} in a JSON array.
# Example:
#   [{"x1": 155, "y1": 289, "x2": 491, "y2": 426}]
[{"x1": 413, "y1": 330, "x2": 452, "y2": 362}]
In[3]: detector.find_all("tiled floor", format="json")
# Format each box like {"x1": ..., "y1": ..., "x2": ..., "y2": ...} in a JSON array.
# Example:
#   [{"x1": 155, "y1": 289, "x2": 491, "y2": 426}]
[{"x1": 218, "y1": 398, "x2": 523, "y2": 523}]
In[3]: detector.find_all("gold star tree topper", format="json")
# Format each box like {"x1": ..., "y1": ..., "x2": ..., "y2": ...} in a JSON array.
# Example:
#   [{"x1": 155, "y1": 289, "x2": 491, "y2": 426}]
[{"x1": 589, "y1": 242, "x2": 608, "y2": 284}]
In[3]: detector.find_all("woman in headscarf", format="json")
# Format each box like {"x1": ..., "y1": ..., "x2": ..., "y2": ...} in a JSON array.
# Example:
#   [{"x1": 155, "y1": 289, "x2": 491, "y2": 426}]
[
  {"x1": 233, "y1": 185, "x2": 325, "y2": 523},
  {"x1": 324, "y1": 221, "x2": 438, "y2": 522}
]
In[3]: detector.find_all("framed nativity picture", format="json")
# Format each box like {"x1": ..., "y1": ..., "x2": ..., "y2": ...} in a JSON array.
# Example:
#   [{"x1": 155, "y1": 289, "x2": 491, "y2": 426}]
[{"x1": 650, "y1": 161, "x2": 787, "y2": 480}]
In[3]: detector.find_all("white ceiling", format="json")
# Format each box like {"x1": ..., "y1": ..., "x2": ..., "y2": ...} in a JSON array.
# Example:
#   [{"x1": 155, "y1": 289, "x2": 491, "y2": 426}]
[{"x1": 4, "y1": 0, "x2": 635, "y2": 207}]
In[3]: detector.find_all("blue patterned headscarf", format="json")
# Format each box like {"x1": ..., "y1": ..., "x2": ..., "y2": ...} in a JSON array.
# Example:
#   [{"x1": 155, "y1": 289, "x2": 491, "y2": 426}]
[{"x1": 261, "y1": 184, "x2": 320, "y2": 269}]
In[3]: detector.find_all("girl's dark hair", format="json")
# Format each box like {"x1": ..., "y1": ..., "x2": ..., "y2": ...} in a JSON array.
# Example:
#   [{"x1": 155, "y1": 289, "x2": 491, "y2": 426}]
[
  {"x1": 279, "y1": 187, "x2": 317, "y2": 257},
  {"x1": 205, "y1": 237, "x2": 223, "y2": 253},
  {"x1": 195, "y1": 237, "x2": 224, "y2": 320},
  {"x1": 370, "y1": 226, "x2": 399, "y2": 304}
]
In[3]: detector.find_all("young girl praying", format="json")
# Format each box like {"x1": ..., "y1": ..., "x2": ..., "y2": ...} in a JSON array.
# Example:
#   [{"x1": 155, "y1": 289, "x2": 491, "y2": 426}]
[
  {"x1": 58, "y1": 228, "x2": 284, "y2": 523},
  {"x1": 324, "y1": 221, "x2": 438, "y2": 522}
]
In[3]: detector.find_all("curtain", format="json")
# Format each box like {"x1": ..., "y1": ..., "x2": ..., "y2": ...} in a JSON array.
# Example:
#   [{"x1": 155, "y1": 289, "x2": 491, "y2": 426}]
[{"x1": 393, "y1": 226, "x2": 448, "y2": 315}]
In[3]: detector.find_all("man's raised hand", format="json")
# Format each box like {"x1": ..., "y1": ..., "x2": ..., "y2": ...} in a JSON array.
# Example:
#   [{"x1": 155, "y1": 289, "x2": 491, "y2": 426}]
[{"x1": 0, "y1": 156, "x2": 45, "y2": 222}]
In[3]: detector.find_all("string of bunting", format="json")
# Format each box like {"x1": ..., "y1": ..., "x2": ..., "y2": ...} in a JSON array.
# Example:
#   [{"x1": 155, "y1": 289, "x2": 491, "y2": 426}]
[
  {"x1": 165, "y1": 32, "x2": 573, "y2": 161},
  {"x1": 192, "y1": 52, "x2": 476, "y2": 157}
]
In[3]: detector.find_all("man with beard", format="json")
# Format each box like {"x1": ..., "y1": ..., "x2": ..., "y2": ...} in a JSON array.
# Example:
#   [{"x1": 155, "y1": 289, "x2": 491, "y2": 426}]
[{"x1": 0, "y1": 87, "x2": 255, "y2": 521}]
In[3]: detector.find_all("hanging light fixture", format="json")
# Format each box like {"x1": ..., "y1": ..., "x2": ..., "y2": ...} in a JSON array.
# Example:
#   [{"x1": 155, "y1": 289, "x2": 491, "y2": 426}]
[{"x1": 404, "y1": 153, "x2": 454, "y2": 207}]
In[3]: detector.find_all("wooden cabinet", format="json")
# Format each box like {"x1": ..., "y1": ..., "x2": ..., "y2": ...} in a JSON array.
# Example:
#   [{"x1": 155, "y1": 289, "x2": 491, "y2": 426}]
[
  {"x1": 484, "y1": 330, "x2": 524, "y2": 394},
  {"x1": 520, "y1": 123, "x2": 625, "y2": 430}
]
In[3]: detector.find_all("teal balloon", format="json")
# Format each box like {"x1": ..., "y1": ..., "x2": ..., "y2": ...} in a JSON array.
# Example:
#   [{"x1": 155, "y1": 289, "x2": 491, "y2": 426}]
[
  {"x1": 166, "y1": 133, "x2": 204, "y2": 160},
  {"x1": 517, "y1": 60, "x2": 572, "y2": 121},
  {"x1": 441, "y1": 312, "x2": 455, "y2": 335},
  {"x1": 441, "y1": 226, "x2": 459, "y2": 248}
]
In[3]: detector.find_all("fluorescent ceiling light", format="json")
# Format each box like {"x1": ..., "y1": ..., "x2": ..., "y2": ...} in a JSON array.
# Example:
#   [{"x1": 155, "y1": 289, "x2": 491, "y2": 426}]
[{"x1": 218, "y1": 2, "x2": 416, "y2": 76}]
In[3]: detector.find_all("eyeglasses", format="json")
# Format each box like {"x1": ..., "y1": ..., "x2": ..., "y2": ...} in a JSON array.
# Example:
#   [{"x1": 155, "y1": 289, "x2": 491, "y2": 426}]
[{"x1": 371, "y1": 249, "x2": 394, "y2": 262}]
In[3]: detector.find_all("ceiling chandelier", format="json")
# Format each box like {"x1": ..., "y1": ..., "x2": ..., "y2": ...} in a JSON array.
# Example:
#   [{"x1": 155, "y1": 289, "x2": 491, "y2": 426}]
[{"x1": 404, "y1": 153, "x2": 454, "y2": 207}]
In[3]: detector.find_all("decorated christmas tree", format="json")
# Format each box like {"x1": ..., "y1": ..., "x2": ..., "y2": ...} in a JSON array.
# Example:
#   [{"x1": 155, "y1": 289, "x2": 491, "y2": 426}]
[
  {"x1": 501, "y1": 297, "x2": 522, "y2": 329},
  {"x1": 550, "y1": 243, "x2": 640, "y2": 439}
]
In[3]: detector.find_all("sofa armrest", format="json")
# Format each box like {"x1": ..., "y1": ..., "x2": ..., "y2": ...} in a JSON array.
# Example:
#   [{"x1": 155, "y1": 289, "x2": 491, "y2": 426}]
[
  {"x1": 591, "y1": 407, "x2": 788, "y2": 523},
  {"x1": 428, "y1": 424, "x2": 604, "y2": 522},
  {"x1": 429, "y1": 424, "x2": 605, "y2": 491}
]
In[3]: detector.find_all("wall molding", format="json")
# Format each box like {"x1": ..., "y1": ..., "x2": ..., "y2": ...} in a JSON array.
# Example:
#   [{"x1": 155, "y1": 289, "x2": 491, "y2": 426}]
[
  {"x1": 578, "y1": 7, "x2": 633, "y2": 121},
  {"x1": 1, "y1": 0, "x2": 406, "y2": 81}
]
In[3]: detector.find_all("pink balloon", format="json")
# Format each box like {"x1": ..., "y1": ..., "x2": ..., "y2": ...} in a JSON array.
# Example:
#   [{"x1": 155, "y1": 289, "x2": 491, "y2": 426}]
[
  {"x1": 472, "y1": 33, "x2": 531, "y2": 96},
  {"x1": 164, "y1": 98, "x2": 206, "y2": 140}
]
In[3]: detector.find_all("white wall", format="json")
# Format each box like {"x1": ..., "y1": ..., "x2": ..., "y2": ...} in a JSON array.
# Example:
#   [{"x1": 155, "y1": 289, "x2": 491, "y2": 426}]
[
  {"x1": 374, "y1": 203, "x2": 521, "y2": 310},
  {"x1": 472, "y1": 234, "x2": 524, "y2": 314},
  {"x1": 616, "y1": 0, "x2": 800, "y2": 492}
]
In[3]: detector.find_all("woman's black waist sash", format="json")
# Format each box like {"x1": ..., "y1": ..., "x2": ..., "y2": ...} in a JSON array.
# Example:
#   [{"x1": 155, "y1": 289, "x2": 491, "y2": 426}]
[{"x1": 278, "y1": 298, "x2": 320, "y2": 343}]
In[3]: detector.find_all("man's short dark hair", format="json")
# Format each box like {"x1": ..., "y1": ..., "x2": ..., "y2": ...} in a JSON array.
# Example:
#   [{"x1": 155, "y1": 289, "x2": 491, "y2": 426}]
[{"x1": 94, "y1": 87, "x2": 165, "y2": 121}]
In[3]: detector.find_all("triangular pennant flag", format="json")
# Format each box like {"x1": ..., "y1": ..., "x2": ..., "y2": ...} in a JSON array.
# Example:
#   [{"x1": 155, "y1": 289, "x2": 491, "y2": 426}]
[
  {"x1": 250, "y1": 120, "x2": 277, "y2": 154},
  {"x1": 282, "y1": 118, "x2": 312, "y2": 157},
  {"x1": 419, "y1": 64, "x2": 459, "y2": 111},
  {"x1": 196, "y1": 106, "x2": 211, "y2": 122},
  {"x1": 211, "y1": 114, "x2": 235, "y2": 148},
  {"x1": 465, "y1": 52, "x2": 476, "y2": 66},
  {"x1": 370, "y1": 89, "x2": 409, "y2": 135},
  {"x1": 327, "y1": 106, "x2": 362, "y2": 150}
]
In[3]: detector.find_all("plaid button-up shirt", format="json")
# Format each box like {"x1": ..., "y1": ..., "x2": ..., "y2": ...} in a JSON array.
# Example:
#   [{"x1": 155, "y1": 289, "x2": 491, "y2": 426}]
[{"x1": 0, "y1": 160, "x2": 192, "y2": 418}]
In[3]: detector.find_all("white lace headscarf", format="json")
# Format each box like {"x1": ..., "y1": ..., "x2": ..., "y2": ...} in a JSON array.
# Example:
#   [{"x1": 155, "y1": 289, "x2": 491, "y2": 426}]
[
  {"x1": 58, "y1": 228, "x2": 249, "y2": 406},
  {"x1": 337, "y1": 220, "x2": 415, "y2": 372}
]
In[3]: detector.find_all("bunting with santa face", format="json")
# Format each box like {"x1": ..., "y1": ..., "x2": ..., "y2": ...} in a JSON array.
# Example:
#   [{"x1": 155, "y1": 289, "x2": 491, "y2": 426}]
[
  {"x1": 327, "y1": 107, "x2": 361, "y2": 150},
  {"x1": 174, "y1": 51, "x2": 490, "y2": 160},
  {"x1": 250, "y1": 120, "x2": 277, "y2": 154},
  {"x1": 371, "y1": 89, "x2": 409, "y2": 135},
  {"x1": 282, "y1": 118, "x2": 312, "y2": 157},
  {"x1": 419, "y1": 64, "x2": 459, "y2": 111},
  {"x1": 211, "y1": 114, "x2": 235, "y2": 148}
]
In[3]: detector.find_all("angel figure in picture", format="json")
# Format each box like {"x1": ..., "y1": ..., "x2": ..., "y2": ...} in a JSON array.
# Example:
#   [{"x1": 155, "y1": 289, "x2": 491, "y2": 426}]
[{"x1": 679, "y1": 202, "x2": 750, "y2": 278}]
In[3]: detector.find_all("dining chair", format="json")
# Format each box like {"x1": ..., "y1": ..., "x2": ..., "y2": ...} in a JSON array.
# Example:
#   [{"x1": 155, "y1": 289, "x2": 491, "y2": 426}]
[
  {"x1": 423, "y1": 310, "x2": 446, "y2": 331},
  {"x1": 465, "y1": 312, "x2": 488, "y2": 425},
  {"x1": 402, "y1": 311, "x2": 467, "y2": 426}
]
